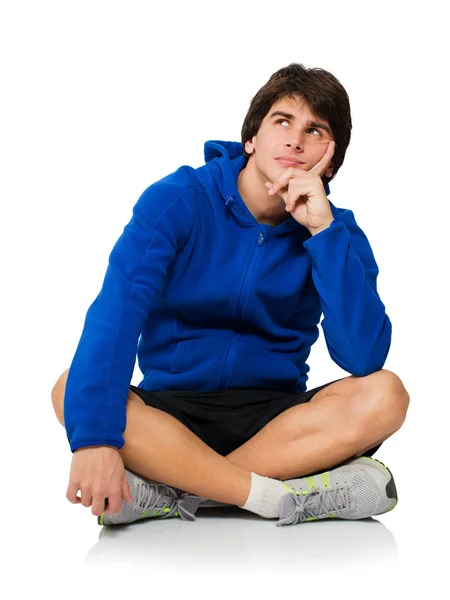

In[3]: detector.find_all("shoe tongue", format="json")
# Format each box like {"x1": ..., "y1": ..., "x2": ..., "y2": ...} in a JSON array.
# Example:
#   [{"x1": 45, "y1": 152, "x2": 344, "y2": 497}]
[{"x1": 137, "y1": 482, "x2": 171, "y2": 511}]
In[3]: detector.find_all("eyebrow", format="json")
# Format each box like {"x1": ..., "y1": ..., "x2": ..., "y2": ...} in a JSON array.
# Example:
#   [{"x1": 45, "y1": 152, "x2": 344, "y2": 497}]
[{"x1": 269, "y1": 110, "x2": 332, "y2": 136}]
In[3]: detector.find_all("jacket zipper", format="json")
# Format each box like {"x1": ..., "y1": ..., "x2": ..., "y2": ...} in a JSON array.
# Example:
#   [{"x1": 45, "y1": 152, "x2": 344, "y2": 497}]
[{"x1": 218, "y1": 228, "x2": 265, "y2": 388}]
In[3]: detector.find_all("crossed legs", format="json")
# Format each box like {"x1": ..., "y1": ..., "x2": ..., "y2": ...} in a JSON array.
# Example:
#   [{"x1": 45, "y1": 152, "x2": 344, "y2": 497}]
[{"x1": 51, "y1": 368, "x2": 410, "y2": 506}]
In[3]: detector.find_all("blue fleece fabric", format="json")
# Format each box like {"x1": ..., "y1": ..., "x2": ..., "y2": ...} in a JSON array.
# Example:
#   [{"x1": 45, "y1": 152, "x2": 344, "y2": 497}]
[{"x1": 63, "y1": 139, "x2": 392, "y2": 452}]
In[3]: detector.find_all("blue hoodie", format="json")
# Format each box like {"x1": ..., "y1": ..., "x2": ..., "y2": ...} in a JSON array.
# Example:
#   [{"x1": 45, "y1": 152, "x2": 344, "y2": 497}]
[{"x1": 64, "y1": 140, "x2": 392, "y2": 453}]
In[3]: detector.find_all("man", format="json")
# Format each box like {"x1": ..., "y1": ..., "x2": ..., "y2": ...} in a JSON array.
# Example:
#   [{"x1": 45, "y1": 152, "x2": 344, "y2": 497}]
[{"x1": 51, "y1": 63, "x2": 410, "y2": 527}]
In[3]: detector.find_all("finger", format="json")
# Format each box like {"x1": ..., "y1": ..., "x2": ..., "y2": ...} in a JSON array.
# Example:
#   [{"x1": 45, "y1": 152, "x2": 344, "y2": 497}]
[
  {"x1": 66, "y1": 482, "x2": 81, "y2": 504},
  {"x1": 92, "y1": 493, "x2": 110, "y2": 517},
  {"x1": 267, "y1": 168, "x2": 298, "y2": 195},
  {"x1": 123, "y1": 478, "x2": 134, "y2": 504},
  {"x1": 286, "y1": 192, "x2": 307, "y2": 212},
  {"x1": 103, "y1": 491, "x2": 123, "y2": 516},
  {"x1": 308, "y1": 140, "x2": 335, "y2": 175},
  {"x1": 80, "y1": 490, "x2": 93, "y2": 508},
  {"x1": 283, "y1": 188, "x2": 300, "y2": 212}
]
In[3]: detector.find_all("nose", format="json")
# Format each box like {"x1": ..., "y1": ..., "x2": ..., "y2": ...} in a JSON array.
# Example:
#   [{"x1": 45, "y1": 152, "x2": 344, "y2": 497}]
[{"x1": 285, "y1": 129, "x2": 305, "y2": 150}]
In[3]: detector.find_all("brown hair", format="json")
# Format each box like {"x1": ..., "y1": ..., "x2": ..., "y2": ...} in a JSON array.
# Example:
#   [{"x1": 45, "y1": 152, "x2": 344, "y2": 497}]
[{"x1": 241, "y1": 63, "x2": 352, "y2": 187}]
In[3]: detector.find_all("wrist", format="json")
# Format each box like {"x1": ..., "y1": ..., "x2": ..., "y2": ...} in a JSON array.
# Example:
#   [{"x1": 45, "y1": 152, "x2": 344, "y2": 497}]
[
  {"x1": 308, "y1": 217, "x2": 334, "y2": 236},
  {"x1": 75, "y1": 445, "x2": 118, "y2": 452}
]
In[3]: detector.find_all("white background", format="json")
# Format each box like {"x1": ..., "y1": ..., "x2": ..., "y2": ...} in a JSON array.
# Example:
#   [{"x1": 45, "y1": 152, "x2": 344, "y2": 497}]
[{"x1": 1, "y1": 0, "x2": 448, "y2": 597}]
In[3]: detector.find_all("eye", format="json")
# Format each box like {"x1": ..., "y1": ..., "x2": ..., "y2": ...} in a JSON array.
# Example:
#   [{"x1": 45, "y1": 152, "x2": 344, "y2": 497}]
[{"x1": 275, "y1": 119, "x2": 321, "y2": 135}]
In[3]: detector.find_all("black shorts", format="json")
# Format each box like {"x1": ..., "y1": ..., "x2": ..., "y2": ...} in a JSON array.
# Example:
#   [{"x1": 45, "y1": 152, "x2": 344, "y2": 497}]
[{"x1": 129, "y1": 379, "x2": 383, "y2": 459}]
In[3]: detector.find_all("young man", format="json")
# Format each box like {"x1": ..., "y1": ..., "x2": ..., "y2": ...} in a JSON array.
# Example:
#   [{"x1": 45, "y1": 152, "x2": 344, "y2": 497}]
[{"x1": 51, "y1": 63, "x2": 410, "y2": 527}]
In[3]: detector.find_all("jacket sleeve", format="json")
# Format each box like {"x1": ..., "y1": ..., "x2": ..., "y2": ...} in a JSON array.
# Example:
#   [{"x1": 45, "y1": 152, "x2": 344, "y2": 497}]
[
  {"x1": 63, "y1": 178, "x2": 194, "y2": 453},
  {"x1": 302, "y1": 205, "x2": 392, "y2": 376}
]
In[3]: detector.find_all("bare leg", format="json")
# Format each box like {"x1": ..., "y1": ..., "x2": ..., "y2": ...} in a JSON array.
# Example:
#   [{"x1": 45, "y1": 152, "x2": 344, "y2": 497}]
[
  {"x1": 119, "y1": 393, "x2": 252, "y2": 505},
  {"x1": 224, "y1": 375, "x2": 404, "y2": 479},
  {"x1": 224, "y1": 400, "x2": 362, "y2": 480},
  {"x1": 52, "y1": 370, "x2": 400, "y2": 507},
  {"x1": 52, "y1": 379, "x2": 251, "y2": 506}
]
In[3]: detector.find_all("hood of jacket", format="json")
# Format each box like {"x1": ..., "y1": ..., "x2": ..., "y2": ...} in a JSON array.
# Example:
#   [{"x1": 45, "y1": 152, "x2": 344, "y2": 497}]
[{"x1": 202, "y1": 139, "x2": 332, "y2": 236}]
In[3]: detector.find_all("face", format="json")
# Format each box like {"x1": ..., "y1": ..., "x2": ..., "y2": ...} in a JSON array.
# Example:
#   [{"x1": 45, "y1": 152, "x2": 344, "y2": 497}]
[{"x1": 244, "y1": 94, "x2": 335, "y2": 184}]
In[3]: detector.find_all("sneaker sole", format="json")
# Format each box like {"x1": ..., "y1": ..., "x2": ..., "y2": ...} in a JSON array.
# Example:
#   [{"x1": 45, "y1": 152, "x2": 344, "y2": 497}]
[
  {"x1": 98, "y1": 507, "x2": 180, "y2": 526},
  {"x1": 350, "y1": 456, "x2": 398, "y2": 515}
]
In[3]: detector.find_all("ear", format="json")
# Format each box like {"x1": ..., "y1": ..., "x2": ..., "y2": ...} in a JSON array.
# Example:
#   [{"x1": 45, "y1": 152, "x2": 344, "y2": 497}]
[
  {"x1": 325, "y1": 162, "x2": 334, "y2": 178},
  {"x1": 244, "y1": 136, "x2": 256, "y2": 155}
]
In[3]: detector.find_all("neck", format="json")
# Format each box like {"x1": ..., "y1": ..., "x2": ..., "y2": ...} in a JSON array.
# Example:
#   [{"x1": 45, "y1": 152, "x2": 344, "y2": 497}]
[{"x1": 238, "y1": 160, "x2": 290, "y2": 227}]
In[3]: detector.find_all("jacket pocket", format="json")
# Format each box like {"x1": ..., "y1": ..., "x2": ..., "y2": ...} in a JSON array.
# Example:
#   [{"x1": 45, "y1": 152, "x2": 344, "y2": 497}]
[
  {"x1": 170, "y1": 339, "x2": 226, "y2": 379},
  {"x1": 171, "y1": 340, "x2": 192, "y2": 374}
]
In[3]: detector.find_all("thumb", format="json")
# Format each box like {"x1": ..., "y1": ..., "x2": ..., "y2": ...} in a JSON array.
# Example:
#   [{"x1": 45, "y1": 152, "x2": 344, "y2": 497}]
[{"x1": 123, "y1": 476, "x2": 133, "y2": 504}]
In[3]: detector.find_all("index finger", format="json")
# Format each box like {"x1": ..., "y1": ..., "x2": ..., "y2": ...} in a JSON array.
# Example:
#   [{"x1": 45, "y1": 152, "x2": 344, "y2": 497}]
[{"x1": 308, "y1": 140, "x2": 335, "y2": 175}]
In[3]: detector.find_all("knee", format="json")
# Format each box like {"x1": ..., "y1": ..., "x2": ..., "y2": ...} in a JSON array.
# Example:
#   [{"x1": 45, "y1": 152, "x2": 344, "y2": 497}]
[
  {"x1": 380, "y1": 369, "x2": 410, "y2": 427},
  {"x1": 361, "y1": 369, "x2": 411, "y2": 432},
  {"x1": 51, "y1": 368, "x2": 70, "y2": 426}
]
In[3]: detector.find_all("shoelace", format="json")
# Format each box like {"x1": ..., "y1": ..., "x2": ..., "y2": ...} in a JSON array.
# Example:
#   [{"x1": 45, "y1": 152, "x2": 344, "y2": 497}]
[
  {"x1": 136, "y1": 479, "x2": 198, "y2": 521},
  {"x1": 285, "y1": 484, "x2": 353, "y2": 525}
]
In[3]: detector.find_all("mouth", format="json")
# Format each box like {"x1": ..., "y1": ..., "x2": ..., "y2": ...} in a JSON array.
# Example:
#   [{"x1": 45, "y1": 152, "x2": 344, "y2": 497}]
[{"x1": 275, "y1": 157, "x2": 305, "y2": 167}]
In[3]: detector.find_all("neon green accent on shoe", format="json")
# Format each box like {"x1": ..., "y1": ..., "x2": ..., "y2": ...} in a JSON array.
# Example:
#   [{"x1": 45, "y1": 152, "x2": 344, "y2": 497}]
[
  {"x1": 303, "y1": 513, "x2": 337, "y2": 521},
  {"x1": 386, "y1": 499, "x2": 397, "y2": 512},
  {"x1": 282, "y1": 470, "x2": 331, "y2": 495},
  {"x1": 99, "y1": 507, "x2": 180, "y2": 524},
  {"x1": 137, "y1": 507, "x2": 179, "y2": 520},
  {"x1": 305, "y1": 471, "x2": 332, "y2": 489},
  {"x1": 282, "y1": 481, "x2": 293, "y2": 493},
  {"x1": 282, "y1": 482, "x2": 309, "y2": 496}
]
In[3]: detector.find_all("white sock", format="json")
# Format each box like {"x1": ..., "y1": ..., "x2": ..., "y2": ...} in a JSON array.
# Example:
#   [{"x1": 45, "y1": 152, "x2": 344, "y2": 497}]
[{"x1": 238, "y1": 471, "x2": 287, "y2": 519}]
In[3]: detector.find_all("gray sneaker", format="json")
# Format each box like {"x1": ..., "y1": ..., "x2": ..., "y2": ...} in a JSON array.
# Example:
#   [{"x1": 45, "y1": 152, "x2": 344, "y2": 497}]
[
  {"x1": 98, "y1": 469, "x2": 201, "y2": 526},
  {"x1": 277, "y1": 456, "x2": 397, "y2": 526}
]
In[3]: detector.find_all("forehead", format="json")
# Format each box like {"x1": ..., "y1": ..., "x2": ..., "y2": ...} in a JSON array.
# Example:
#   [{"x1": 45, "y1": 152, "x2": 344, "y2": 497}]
[{"x1": 267, "y1": 94, "x2": 318, "y2": 119}]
